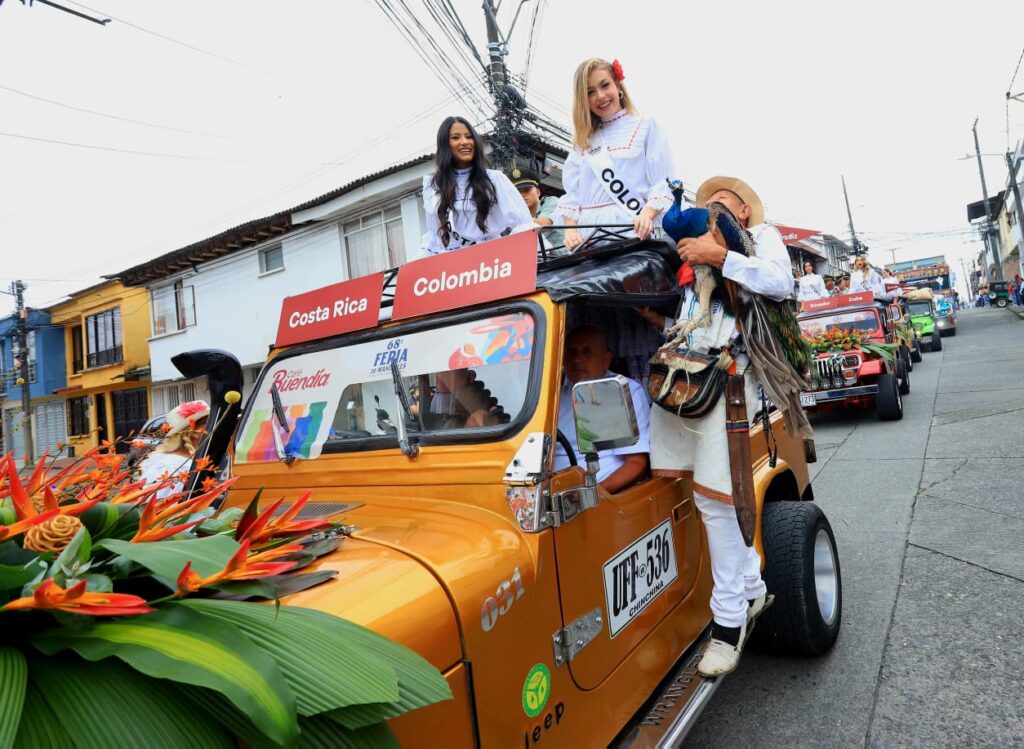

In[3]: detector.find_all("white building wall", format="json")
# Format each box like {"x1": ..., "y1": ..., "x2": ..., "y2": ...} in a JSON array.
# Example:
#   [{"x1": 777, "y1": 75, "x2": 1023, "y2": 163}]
[{"x1": 147, "y1": 166, "x2": 432, "y2": 390}]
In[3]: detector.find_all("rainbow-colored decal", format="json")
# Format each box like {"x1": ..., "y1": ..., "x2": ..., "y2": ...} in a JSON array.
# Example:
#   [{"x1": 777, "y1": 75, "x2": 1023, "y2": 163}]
[
  {"x1": 236, "y1": 401, "x2": 328, "y2": 463},
  {"x1": 448, "y1": 314, "x2": 534, "y2": 369}
]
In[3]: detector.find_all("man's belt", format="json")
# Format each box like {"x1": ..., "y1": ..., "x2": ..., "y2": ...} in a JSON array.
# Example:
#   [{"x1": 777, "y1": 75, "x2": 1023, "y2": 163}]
[{"x1": 726, "y1": 373, "x2": 757, "y2": 546}]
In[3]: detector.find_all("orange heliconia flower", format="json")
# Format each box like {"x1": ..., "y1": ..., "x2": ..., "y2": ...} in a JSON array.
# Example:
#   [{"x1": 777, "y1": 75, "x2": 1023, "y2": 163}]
[
  {"x1": 237, "y1": 490, "x2": 333, "y2": 545},
  {"x1": 175, "y1": 540, "x2": 300, "y2": 595},
  {"x1": 3, "y1": 578, "x2": 154, "y2": 616}
]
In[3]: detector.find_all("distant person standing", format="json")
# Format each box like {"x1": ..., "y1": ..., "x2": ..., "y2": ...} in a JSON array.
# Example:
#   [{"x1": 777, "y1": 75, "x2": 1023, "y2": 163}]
[
  {"x1": 837, "y1": 275, "x2": 851, "y2": 294},
  {"x1": 419, "y1": 116, "x2": 534, "y2": 258},
  {"x1": 797, "y1": 261, "x2": 828, "y2": 301}
]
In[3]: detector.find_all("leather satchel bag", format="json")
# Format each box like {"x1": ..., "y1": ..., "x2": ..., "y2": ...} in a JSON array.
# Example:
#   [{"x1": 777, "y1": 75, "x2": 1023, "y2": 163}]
[{"x1": 647, "y1": 346, "x2": 733, "y2": 418}]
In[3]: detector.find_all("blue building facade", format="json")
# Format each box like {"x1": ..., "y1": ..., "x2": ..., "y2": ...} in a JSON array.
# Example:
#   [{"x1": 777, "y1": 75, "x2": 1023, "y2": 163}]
[{"x1": 0, "y1": 309, "x2": 67, "y2": 459}]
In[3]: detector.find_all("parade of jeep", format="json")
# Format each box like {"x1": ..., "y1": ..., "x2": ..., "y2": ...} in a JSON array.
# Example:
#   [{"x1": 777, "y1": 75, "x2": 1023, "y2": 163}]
[
  {"x1": 182, "y1": 230, "x2": 842, "y2": 747},
  {"x1": 797, "y1": 292, "x2": 906, "y2": 421}
]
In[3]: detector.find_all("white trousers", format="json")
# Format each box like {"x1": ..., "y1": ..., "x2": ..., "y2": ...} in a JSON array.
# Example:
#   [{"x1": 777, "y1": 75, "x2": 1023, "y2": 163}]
[{"x1": 695, "y1": 491, "x2": 766, "y2": 628}]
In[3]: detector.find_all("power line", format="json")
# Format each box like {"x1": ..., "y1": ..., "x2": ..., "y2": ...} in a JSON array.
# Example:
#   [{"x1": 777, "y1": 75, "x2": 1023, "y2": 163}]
[
  {"x1": 0, "y1": 83, "x2": 344, "y2": 145},
  {"x1": 0, "y1": 129, "x2": 384, "y2": 166}
]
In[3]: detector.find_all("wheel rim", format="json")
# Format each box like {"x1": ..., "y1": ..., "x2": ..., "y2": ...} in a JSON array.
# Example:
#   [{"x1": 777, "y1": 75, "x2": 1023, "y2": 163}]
[{"x1": 814, "y1": 528, "x2": 839, "y2": 625}]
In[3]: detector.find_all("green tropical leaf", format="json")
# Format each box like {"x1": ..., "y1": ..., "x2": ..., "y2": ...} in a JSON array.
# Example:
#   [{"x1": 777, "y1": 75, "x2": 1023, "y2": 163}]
[
  {"x1": 0, "y1": 559, "x2": 47, "y2": 593},
  {"x1": 210, "y1": 571, "x2": 337, "y2": 601},
  {"x1": 0, "y1": 543, "x2": 37, "y2": 567},
  {"x1": 49, "y1": 527, "x2": 91, "y2": 578},
  {"x1": 29, "y1": 655, "x2": 234, "y2": 749},
  {"x1": 297, "y1": 714, "x2": 399, "y2": 749},
  {"x1": 32, "y1": 605, "x2": 297, "y2": 746},
  {"x1": 96, "y1": 535, "x2": 240, "y2": 580},
  {"x1": 198, "y1": 506, "x2": 244, "y2": 534},
  {"x1": 78, "y1": 502, "x2": 131, "y2": 540},
  {"x1": 179, "y1": 600, "x2": 401, "y2": 716},
  {"x1": 80, "y1": 573, "x2": 113, "y2": 593},
  {"x1": 0, "y1": 647, "x2": 27, "y2": 749},
  {"x1": 13, "y1": 681, "x2": 73, "y2": 749}
]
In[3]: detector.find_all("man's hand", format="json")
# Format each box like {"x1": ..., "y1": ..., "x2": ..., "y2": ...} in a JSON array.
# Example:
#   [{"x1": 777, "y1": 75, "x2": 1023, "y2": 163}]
[{"x1": 677, "y1": 234, "x2": 729, "y2": 269}]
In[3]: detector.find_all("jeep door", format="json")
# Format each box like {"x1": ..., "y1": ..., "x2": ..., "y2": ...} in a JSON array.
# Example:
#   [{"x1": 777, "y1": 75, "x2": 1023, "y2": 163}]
[{"x1": 549, "y1": 468, "x2": 701, "y2": 689}]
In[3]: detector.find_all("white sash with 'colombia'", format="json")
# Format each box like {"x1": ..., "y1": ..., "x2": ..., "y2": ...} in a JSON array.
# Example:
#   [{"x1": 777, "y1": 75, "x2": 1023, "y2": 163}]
[{"x1": 583, "y1": 145, "x2": 644, "y2": 216}]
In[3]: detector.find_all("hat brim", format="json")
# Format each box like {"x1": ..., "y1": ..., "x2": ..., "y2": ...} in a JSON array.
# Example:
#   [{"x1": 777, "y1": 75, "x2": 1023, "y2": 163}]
[{"x1": 696, "y1": 176, "x2": 765, "y2": 227}]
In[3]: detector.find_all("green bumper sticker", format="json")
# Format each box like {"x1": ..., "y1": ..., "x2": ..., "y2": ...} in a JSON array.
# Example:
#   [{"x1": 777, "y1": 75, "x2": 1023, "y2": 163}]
[{"x1": 522, "y1": 663, "x2": 551, "y2": 717}]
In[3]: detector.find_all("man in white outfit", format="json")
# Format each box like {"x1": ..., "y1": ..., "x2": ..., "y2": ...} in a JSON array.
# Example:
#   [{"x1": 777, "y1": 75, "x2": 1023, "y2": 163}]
[{"x1": 649, "y1": 176, "x2": 795, "y2": 676}]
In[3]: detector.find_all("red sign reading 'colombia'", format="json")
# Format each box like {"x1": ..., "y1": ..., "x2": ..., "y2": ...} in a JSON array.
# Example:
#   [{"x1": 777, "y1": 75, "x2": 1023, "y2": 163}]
[
  {"x1": 392, "y1": 231, "x2": 538, "y2": 320},
  {"x1": 276, "y1": 273, "x2": 383, "y2": 347}
]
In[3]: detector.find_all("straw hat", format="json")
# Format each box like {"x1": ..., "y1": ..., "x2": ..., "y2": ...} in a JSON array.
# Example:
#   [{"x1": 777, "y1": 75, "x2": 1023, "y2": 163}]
[
  {"x1": 696, "y1": 176, "x2": 765, "y2": 227},
  {"x1": 166, "y1": 400, "x2": 210, "y2": 436}
]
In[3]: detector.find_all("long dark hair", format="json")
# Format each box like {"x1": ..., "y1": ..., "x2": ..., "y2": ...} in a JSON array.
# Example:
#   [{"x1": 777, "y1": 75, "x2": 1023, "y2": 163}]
[{"x1": 431, "y1": 116, "x2": 496, "y2": 247}]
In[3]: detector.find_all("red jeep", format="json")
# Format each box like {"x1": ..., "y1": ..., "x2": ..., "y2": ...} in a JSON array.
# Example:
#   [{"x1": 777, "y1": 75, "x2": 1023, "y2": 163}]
[{"x1": 796, "y1": 292, "x2": 906, "y2": 421}]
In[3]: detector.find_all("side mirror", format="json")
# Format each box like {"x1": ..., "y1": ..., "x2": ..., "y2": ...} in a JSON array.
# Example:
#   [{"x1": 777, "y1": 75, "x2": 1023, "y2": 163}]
[{"x1": 571, "y1": 375, "x2": 639, "y2": 455}]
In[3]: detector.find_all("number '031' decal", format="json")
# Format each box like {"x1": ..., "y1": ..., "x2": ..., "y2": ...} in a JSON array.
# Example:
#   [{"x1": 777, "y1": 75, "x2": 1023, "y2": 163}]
[{"x1": 481, "y1": 567, "x2": 525, "y2": 632}]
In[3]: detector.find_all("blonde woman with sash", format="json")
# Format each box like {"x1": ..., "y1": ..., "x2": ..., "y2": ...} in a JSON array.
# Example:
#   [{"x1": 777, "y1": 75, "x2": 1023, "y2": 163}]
[
  {"x1": 558, "y1": 58, "x2": 676, "y2": 251},
  {"x1": 420, "y1": 116, "x2": 534, "y2": 258},
  {"x1": 849, "y1": 255, "x2": 886, "y2": 298}
]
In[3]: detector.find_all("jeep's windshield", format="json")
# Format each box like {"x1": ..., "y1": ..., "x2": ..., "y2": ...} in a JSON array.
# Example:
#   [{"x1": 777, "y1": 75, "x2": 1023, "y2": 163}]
[
  {"x1": 907, "y1": 302, "x2": 932, "y2": 316},
  {"x1": 235, "y1": 311, "x2": 536, "y2": 462},
  {"x1": 798, "y1": 309, "x2": 882, "y2": 339}
]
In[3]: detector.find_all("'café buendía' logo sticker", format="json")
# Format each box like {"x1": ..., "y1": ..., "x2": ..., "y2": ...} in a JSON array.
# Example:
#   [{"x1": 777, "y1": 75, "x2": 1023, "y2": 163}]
[{"x1": 521, "y1": 663, "x2": 550, "y2": 718}]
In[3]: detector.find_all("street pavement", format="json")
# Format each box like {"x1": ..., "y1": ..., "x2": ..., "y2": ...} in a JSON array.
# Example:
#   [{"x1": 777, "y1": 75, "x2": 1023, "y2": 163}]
[{"x1": 687, "y1": 306, "x2": 1024, "y2": 748}]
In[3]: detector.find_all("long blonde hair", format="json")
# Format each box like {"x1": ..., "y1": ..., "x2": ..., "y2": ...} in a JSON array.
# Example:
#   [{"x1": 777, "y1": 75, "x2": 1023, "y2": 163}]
[
  {"x1": 154, "y1": 428, "x2": 202, "y2": 455},
  {"x1": 571, "y1": 58, "x2": 638, "y2": 150}
]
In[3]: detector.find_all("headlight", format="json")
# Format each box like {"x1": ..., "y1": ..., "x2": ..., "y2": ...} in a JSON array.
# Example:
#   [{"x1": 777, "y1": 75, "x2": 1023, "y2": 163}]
[{"x1": 831, "y1": 375, "x2": 844, "y2": 389}]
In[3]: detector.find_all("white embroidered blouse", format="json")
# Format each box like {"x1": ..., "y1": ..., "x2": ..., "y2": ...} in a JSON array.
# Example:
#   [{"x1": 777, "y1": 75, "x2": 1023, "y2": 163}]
[
  {"x1": 557, "y1": 111, "x2": 676, "y2": 237},
  {"x1": 420, "y1": 168, "x2": 535, "y2": 258}
]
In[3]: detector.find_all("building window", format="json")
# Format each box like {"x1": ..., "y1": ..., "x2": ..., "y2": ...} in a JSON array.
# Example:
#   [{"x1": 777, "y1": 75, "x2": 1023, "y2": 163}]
[
  {"x1": 152, "y1": 281, "x2": 196, "y2": 336},
  {"x1": 85, "y1": 307, "x2": 123, "y2": 368},
  {"x1": 341, "y1": 204, "x2": 405, "y2": 277},
  {"x1": 259, "y1": 245, "x2": 284, "y2": 274},
  {"x1": 71, "y1": 325, "x2": 84, "y2": 373},
  {"x1": 67, "y1": 396, "x2": 90, "y2": 436}
]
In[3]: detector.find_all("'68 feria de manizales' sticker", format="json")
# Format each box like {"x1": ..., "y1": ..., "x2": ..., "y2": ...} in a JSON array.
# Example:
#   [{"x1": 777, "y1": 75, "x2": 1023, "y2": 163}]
[{"x1": 602, "y1": 520, "x2": 678, "y2": 637}]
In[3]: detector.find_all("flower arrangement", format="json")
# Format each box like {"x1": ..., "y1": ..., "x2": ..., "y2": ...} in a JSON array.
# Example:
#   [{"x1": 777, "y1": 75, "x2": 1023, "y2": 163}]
[
  {"x1": 806, "y1": 327, "x2": 898, "y2": 361},
  {"x1": 0, "y1": 443, "x2": 450, "y2": 747}
]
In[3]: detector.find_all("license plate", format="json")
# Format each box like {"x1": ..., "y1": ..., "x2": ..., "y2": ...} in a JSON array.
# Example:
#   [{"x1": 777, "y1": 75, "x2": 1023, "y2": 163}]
[
  {"x1": 800, "y1": 393, "x2": 816, "y2": 407},
  {"x1": 602, "y1": 520, "x2": 678, "y2": 637}
]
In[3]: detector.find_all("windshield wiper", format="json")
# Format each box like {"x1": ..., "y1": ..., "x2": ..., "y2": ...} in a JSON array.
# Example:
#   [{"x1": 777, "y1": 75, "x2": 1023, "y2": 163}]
[
  {"x1": 269, "y1": 383, "x2": 296, "y2": 465},
  {"x1": 389, "y1": 362, "x2": 420, "y2": 460}
]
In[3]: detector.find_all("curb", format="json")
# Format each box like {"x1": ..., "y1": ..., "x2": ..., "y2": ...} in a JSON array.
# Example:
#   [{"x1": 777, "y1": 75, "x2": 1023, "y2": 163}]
[{"x1": 1008, "y1": 305, "x2": 1024, "y2": 320}]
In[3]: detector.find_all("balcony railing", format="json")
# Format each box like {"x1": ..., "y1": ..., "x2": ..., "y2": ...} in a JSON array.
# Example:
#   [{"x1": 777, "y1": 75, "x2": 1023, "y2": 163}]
[
  {"x1": 0, "y1": 361, "x2": 37, "y2": 388},
  {"x1": 87, "y1": 346, "x2": 123, "y2": 368}
]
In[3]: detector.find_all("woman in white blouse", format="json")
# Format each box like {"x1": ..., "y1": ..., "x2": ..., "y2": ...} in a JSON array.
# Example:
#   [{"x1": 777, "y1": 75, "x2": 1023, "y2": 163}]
[
  {"x1": 849, "y1": 255, "x2": 885, "y2": 297},
  {"x1": 420, "y1": 116, "x2": 534, "y2": 257},
  {"x1": 559, "y1": 58, "x2": 676, "y2": 251},
  {"x1": 797, "y1": 261, "x2": 828, "y2": 301}
]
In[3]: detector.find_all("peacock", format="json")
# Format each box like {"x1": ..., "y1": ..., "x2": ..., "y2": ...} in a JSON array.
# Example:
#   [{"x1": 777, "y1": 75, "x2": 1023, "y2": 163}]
[{"x1": 660, "y1": 179, "x2": 813, "y2": 437}]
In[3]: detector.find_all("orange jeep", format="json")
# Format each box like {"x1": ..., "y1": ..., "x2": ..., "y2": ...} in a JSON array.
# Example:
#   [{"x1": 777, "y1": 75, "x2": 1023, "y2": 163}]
[{"x1": 183, "y1": 230, "x2": 842, "y2": 747}]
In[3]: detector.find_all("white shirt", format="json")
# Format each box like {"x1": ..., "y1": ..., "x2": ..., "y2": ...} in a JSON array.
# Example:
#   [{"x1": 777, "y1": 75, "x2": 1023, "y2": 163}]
[
  {"x1": 552, "y1": 372, "x2": 651, "y2": 482},
  {"x1": 797, "y1": 273, "x2": 828, "y2": 301},
  {"x1": 137, "y1": 452, "x2": 192, "y2": 499},
  {"x1": 557, "y1": 111, "x2": 675, "y2": 237},
  {"x1": 420, "y1": 168, "x2": 535, "y2": 257},
  {"x1": 675, "y1": 223, "x2": 795, "y2": 352},
  {"x1": 847, "y1": 270, "x2": 888, "y2": 301}
]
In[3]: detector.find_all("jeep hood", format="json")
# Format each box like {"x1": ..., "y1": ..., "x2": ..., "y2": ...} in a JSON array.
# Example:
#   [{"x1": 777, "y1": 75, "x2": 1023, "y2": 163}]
[{"x1": 282, "y1": 533, "x2": 463, "y2": 672}]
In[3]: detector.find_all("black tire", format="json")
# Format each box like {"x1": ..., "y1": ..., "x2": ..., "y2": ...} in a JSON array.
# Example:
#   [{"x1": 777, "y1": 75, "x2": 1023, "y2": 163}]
[
  {"x1": 930, "y1": 332, "x2": 942, "y2": 352},
  {"x1": 901, "y1": 345, "x2": 912, "y2": 373},
  {"x1": 875, "y1": 373, "x2": 903, "y2": 420},
  {"x1": 910, "y1": 339, "x2": 922, "y2": 363},
  {"x1": 897, "y1": 357, "x2": 910, "y2": 395},
  {"x1": 948, "y1": 328, "x2": 957, "y2": 336},
  {"x1": 996, "y1": 298, "x2": 1008, "y2": 308},
  {"x1": 751, "y1": 501, "x2": 842, "y2": 656}
]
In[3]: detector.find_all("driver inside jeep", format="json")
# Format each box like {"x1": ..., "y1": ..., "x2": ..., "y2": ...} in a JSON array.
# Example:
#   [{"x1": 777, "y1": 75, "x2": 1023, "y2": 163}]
[
  {"x1": 552, "y1": 325, "x2": 650, "y2": 493},
  {"x1": 425, "y1": 369, "x2": 509, "y2": 429}
]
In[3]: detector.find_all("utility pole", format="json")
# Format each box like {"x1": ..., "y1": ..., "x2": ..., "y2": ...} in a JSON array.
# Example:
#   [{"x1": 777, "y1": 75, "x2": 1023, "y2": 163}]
[
  {"x1": 1005, "y1": 146, "x2": 1024, "y2": 274},
  {"x1": 482, "y1": 0, "x2": 515, "y2": 171},
  {"x1": 972, "y1": 117, "x2": 1003, "y2": 280},
  {"x1": 12, "y1": 280, "x2": 34, "y2": 466},
  {"x1": 841, "y1": 175, "x2": 863, "y2": 256}
]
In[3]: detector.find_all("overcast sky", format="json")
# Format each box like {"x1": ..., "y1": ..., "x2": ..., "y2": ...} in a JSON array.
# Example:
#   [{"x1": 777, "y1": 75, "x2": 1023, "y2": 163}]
[{"x1": 2, "y1": 0, "x2": 1023, "y2": 311}]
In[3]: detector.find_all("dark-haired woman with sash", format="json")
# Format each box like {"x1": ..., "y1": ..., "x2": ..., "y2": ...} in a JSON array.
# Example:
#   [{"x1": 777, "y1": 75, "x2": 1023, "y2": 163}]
[
  {"x1": 559, "y1": 58, "x2": 676, "y2": 251},
  {"x1": 420, "y1": 116, "x2": 534, "y2": 258}
]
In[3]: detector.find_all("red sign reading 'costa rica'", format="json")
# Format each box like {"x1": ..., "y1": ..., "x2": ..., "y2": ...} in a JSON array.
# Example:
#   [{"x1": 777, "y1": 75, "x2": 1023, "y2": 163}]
[
  {"x1": 276, "y1": 272, "x2": 383, "y2": 347},
  {"x1": 392, "y1": 231, "x2": 538, "y2": 320}
]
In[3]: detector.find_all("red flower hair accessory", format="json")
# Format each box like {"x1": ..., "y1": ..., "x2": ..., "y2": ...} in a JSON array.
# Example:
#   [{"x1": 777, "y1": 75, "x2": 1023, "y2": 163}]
[{"x1": 611, "y1": 59, "x2": 625, "y2": 82}]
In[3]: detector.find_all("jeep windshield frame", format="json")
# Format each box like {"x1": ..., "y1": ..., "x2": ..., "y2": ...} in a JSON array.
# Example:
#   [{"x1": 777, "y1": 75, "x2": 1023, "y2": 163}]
[{"x1": 234, "y1": 300, "x2": 547, "y2": 458}]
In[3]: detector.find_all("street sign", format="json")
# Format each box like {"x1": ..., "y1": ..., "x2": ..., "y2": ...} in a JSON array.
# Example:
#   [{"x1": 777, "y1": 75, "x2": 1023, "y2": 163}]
[
  {"x1": 276, "y1": 273, "x2": 383, "y2": 347},
  {"x1": 392, "y1": 231, "x2": 538, "y2": 320}
]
